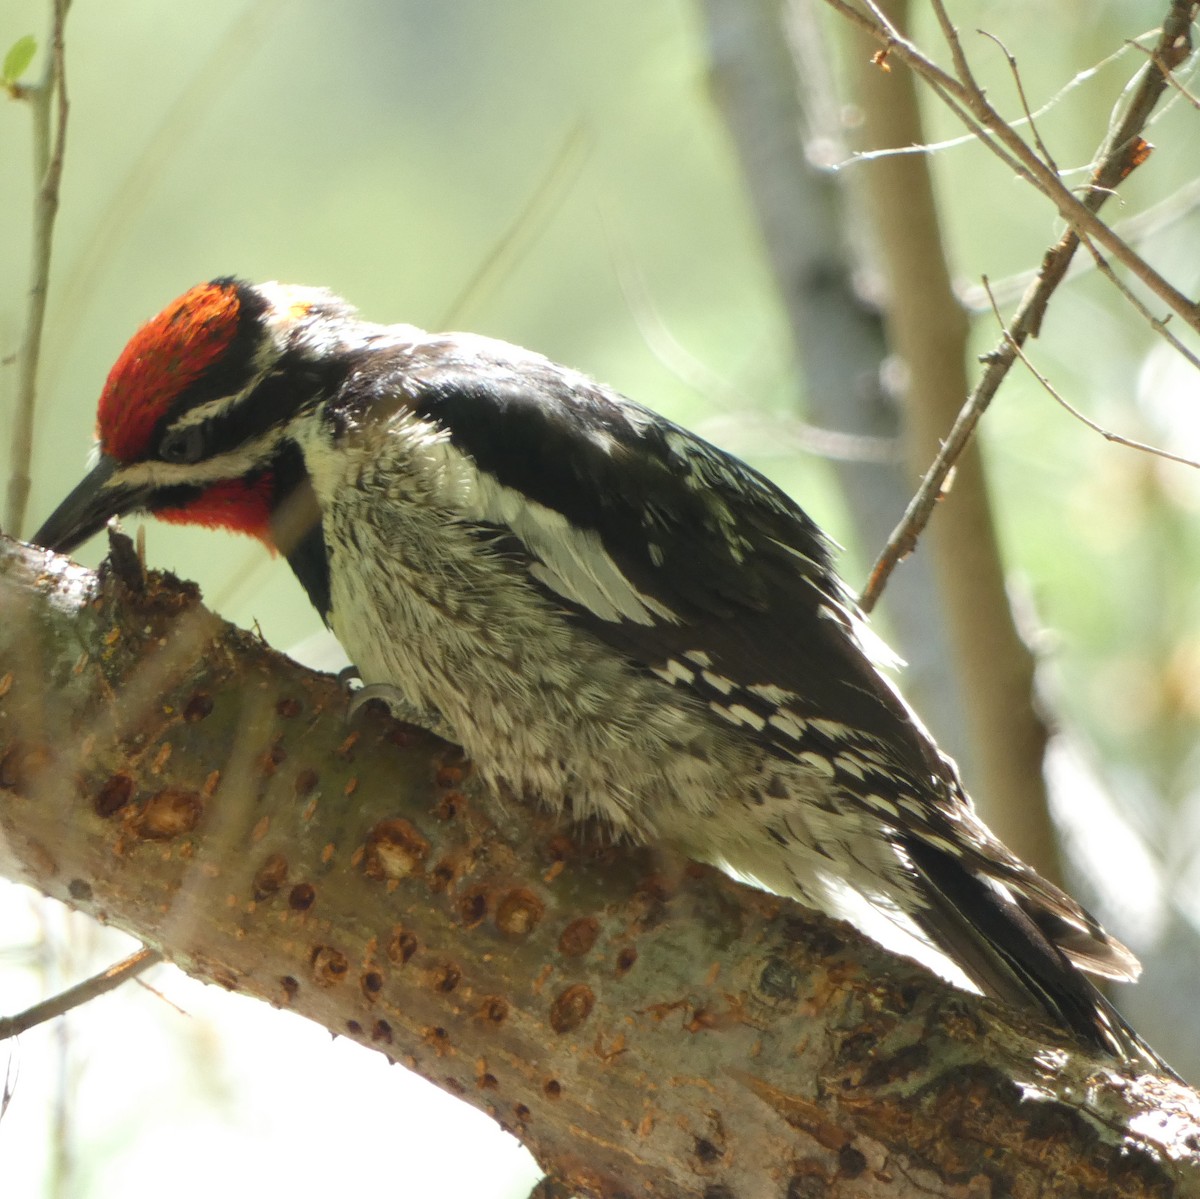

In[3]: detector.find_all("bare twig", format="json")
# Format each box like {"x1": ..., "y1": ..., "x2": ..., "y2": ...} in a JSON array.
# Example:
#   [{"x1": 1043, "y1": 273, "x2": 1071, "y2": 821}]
[
  {"x1": 978, "y1": 28, "x2": 1060, "y2": 176},
  {"x1": 0, "y1": 947, "x2": 161, "y2": 1042},
  {"x1": 930, "y1": 0, "x2": 979, "y2": 102},
  {"x1": 821, "y1": 0, "x2": 1200, "y2": 340},
  {"x1": 1077, "y1": 233, "x2": 1200, "y2": 371},
  {"x1": 962, "y1": 174, "x2": 1200, "y2": 309},
  {"x1": 839, "y1": 39, "x2": 1144, "y2": 168},
  {"x1": 857, "y1": 0, "x2": 1198, "y2": 609},
  {"x1": 1129, "y1": 35, "x2": 1200, "y2": 110},
  {"x1": 982, "y1": 278, "x2": 1200, "y2": 470},
  {"x1": 854, "y1": 0, "x2": 1040, "y2": 188},
  {"x1": 4, "y1": 0, "x2": 71, "y2": 539},
  {"x1": 861, "y1": 377, "x2": 994, "y2": 609},
  {"x1": 0, "y1": 1052, "x2": 15, "y2": 1121}
]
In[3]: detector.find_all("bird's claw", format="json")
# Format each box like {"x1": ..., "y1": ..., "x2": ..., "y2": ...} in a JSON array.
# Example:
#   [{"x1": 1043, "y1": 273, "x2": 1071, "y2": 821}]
[{"x1": 343, "y1": 674, "x2": 457, "y2": 741}]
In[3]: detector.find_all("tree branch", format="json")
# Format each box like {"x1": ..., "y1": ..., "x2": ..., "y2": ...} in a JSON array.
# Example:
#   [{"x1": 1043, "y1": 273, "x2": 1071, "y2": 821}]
[
  {"x1": 4, "y1": 0, "x2": 71, "y2": 540},
  {"x1": 2, "y1": 533, "x2": 1199, "y2": 1197},
  {"x1": 981, "y1": 278, "x2": 1200, "y2": 471},
  {"x1": 0, "y1": 947, "x2": 160, "y2": 1041},
  {"x1": 854, "y1": 0, "x2": 1199, "y2": 607},
  {"x1": 824, "y1": 0, "x2": 1199, "y2": 335}
]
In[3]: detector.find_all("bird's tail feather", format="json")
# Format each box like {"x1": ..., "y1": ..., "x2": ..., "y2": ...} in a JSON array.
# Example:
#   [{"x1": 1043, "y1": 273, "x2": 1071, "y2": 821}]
[{"x1": 903, "y1": 836, "x2": 1175, "y2": 1078}]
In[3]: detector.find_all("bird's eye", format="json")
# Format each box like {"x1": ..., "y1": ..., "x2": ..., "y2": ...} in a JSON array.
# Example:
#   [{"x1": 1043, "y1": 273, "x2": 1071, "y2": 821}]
[{"x1": 159, "y1": 425, "x2": 206, "y2": 464}]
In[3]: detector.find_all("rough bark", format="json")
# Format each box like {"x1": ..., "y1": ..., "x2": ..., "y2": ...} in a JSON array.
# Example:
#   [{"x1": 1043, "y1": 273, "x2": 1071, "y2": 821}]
[{"x1": 1, "y1": 533, "x2": 1198, "y2": 1198}]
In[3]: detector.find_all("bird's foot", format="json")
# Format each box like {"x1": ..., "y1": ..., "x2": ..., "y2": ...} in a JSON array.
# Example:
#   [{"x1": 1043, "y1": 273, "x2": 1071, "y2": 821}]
[{"x1": 340, "y1": 669, "x2": 458, "y2": 741}]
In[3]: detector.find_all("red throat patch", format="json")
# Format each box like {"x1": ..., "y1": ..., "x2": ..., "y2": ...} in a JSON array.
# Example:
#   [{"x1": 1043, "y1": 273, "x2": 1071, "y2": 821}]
[
  {"x1": 156, "y1": 475, "x2": 276, "y2": 547},
  {"x1": 98, "y1": 281, "x2": 243, "y2": 462}
]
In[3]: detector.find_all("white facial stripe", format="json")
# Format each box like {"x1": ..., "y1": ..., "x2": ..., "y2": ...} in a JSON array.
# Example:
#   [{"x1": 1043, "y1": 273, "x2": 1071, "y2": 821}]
[
  {"x1": 163, "y1": 370, "x2": 272, "y2": 432},
  {"x1": 109, "y1": 427, "x2": 284, "y2": 491}
]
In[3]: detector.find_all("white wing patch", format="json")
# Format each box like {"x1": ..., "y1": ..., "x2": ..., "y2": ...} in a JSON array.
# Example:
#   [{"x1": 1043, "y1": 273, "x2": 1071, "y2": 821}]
[
  {"x1": 415, "y1": 436, "x2": 681, "y2": 628},
  {"x1": 654, "y1": 658, "x2": 696, "y2": 685},
  {"x1": 701, "y1": 670, "x2": 734, "y2": 696},
  {"x1": 710, "y1": 702, "x2": 767, "y2": 731}
]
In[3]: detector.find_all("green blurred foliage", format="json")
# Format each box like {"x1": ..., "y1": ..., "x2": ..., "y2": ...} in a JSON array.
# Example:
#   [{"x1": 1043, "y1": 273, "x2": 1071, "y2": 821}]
[{"x1": 2, "y1": 33, "x2": 36, "y2": 85}]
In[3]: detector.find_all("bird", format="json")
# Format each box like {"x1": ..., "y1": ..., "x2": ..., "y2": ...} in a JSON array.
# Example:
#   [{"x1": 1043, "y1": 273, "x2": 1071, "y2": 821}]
[{"x1": 33, "y1": 277, "x2": 1168, "y2": 1074}]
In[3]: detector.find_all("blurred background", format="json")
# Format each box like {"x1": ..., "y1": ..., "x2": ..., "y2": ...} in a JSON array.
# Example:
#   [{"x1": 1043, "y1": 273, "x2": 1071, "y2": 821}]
[{"x1": 2, "y1": 1, "x2": 1199, "y2": 1195}]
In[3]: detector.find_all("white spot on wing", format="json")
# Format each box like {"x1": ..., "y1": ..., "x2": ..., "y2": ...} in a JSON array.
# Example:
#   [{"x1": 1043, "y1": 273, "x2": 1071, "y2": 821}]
[
  {"x1": 799, "y1": 751, "x2": 836, "y2": 778},
  {"x1": 747, "y1": 682, "x2": 800, "y2": 706},
  {"x1": 809, "y1": 718, "x2": 852, "y2": 740},
  {"x1": 701, "y1": 670, "x2": 733, "y2": 696},
  {"x1": 665, "y1": 658, "x2": 695, "y2": 684},
  {"x1": 768, "y1": 711, "x2": 806, "y2": 741},
  {"x1": 709, "y1": 700, "x2": 766, "y2": 731},
  {"x1": 864, "y1": 793, "x2": 900, "y2": 818},
  {"x1": 728, "y1": 704, "x2": 766, "y2": 730},
  {"x1": 834, "y1": 754, "x2": 867, "y2": 780}
]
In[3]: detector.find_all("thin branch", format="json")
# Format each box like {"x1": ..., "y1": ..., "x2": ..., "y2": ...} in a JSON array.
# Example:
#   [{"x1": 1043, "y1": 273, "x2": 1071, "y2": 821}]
[
  {"x1": 1129, "y1": 34, "x2": 1200, "y2": 110},
  {"x1": 861, "y1": 378, "x2": 993, "y2": 609},
  {"x1": 1077, "y1": 233, "x2": 1200, "y2": 371},
  {"x1": 837, "y1": 38, "x2": 1144, "y2": 169},
  {"x1": 962, "y1": 174, "x2": 1200, "y2": 309},
  {"x1": 982, "y1": 278, "x2": 1200, "y2": 470},
  {"x1": 0, "y1": 1053, "x2": 15, "y2": 1122},
  {"x1": 930, "y1": 0, "x2": 979, "y2": 104},
  {"x1": 822, "y1": 0, "x2": 1200, "y2": 339},
  {"x1": 440, "y1": 124, "x2": 588, "y2": 328},
  {"x1": 857, "y1": 4, "x2": 1043, "y2": 187},
  {"x1": 857, "y1": 0, "x2": 1198, "y2": 608},
  {"x1": 132, "y1": 974, "x2": 189, "y2": 1018},
  {"x1": 4, "y1": 0, "x2": 71, "y2": 540},
  {"x1": 978, "y1": 28, "x2": 1060, "y2": 176},
  {"x1": 0, "y1": 947, "x2": 161, "y2": 1042},
  {"x1": 944, "y1": 5, "x2": 1199, "y2": 327}
]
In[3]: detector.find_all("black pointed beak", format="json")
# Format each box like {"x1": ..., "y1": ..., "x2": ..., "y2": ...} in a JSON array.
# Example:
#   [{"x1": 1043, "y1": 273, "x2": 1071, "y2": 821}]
[{"x1": 32, "y1": 455, "x2": 150, "y2": 554}]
